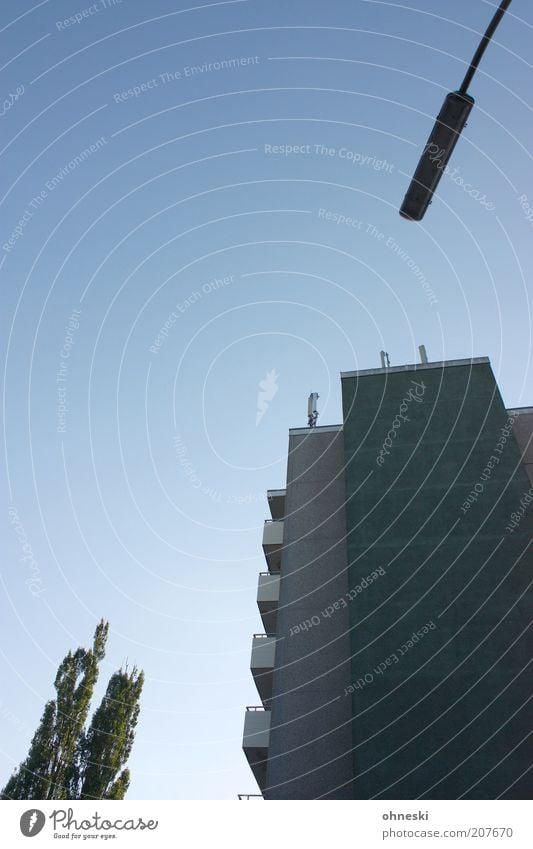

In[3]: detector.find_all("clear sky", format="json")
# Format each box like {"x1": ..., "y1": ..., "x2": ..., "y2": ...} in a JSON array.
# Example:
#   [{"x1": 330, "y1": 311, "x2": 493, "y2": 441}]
[{"x1": 1, "y1": 0, "x2": 532, "y2": 800}]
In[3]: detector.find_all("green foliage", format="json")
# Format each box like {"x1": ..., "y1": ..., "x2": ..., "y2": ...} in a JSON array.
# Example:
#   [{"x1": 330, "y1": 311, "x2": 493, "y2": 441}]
[
  {"x1": 69, "y1": 667, "x2": 144, "y2": 800},
  {"x1": 1, "y1": 621, "x2": 143, "y2": 801}
]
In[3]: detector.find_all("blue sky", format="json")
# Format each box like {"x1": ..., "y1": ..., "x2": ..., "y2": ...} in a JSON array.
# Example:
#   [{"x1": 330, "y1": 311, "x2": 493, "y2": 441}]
[{"x1": 1, "y1": 0, "x2": 532, "y2": 799}]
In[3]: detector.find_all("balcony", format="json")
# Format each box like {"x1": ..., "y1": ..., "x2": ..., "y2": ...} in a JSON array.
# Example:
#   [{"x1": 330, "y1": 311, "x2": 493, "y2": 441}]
[
  {"x1": 267, "y1": 489, "x2": 286, "y2": 521},
  {"x1": 262, "y1": 520, "x2": 283, "y2": 572},
  {"x1": 257, "y1": 572, "x2": 280, "y2": 632},
  {"x1": 250, "y1": 634, "x2": 276, "y2": 704},
  {"x1": 242, "y1": 707, "x2": 270, "y2": 791}
]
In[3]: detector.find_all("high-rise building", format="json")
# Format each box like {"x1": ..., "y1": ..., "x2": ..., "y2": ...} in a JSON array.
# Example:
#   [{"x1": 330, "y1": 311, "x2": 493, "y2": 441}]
[{"x1": 242, "y1": 356, "x2": 532, "y2": 799}]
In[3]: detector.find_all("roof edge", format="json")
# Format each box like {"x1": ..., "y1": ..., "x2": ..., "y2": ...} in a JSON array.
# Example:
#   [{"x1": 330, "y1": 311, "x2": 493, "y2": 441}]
[{"x1": 341, "y1": 357, "x2": 490, "y2": 379}]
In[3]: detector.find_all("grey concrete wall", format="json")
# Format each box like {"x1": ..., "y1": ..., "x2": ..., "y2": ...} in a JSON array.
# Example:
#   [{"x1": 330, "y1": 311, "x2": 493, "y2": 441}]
[
  {"x1": 509, "y1": 408, "x2": 533, "y2": 484},
  {"x1": 340, "y1": 366, "x2": 533, "y2": 799},
  {"x1": 264, "y1": 427, "x2": 354, "y2": 799}
]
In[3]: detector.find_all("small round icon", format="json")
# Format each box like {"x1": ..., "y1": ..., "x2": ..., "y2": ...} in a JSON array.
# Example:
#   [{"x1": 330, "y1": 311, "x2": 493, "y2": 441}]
[{"x1": 20, "y1": 809, "x2": 46, "y2": 837}]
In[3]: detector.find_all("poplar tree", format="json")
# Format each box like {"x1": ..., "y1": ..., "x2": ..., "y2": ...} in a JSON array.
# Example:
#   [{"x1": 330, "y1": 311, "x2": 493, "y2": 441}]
[
  {"x1": 68, "y1": 666, "x2": 144, "y2": 800},
  {"x1": 1, "y1": 621, "x2": 143, "y2": 800}
]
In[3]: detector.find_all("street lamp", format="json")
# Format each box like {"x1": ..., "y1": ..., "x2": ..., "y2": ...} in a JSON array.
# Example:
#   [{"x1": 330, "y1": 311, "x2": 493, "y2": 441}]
[{"x1": 400, "y1": 0, "x2": 513, "y2": 221}]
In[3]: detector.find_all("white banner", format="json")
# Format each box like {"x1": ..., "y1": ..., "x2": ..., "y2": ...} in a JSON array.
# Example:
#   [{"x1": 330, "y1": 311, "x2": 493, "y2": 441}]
[{"x1": 0, "y1": 800, "x2": 531, "y2": 848}]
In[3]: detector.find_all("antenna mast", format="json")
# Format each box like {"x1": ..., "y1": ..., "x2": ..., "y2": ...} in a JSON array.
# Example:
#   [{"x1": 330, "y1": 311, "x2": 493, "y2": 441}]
[{"x1": 308, "y1": 392, "x2": 319, "y2": 428}]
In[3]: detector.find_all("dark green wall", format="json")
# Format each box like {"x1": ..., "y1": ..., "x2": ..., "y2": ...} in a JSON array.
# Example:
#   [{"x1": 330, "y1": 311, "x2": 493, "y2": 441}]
[{"x1": 341, "y1": 361, "x2": 532, "y2": 799}]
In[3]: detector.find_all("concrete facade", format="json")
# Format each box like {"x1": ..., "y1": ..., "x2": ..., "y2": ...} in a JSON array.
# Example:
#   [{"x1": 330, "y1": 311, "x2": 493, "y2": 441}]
[
  {"x1": 264, "y1": 427, "x2": 354, "y2": 799},
  {"x1": 243, "y1": 358, "x2": 532, "y2": 800},
  {"x1": 341, "y1": 360, "x2": 532, "y2": 799},
  {"x1": 509, "y1": 408, "x2": 533, "y2": 484}
]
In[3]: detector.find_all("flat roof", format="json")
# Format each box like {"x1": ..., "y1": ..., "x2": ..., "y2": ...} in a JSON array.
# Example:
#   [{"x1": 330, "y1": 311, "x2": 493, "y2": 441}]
[
  {"x1": 289, "y1": 424, "x2": 343, "y2": 435},
  {"x1": 341, "y1": 357, "x2": 490, "y2": 379}
]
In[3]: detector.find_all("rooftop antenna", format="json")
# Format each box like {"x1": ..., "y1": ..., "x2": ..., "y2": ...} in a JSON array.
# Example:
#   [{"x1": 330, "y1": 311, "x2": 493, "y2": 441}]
[
  {"x1": 308, "y1": 392, "x2": 319, "y2": 428},
  {"x1": 419, "y1": 344, "x2": 429, "y2": 364},
  {"x1": 380, "y1": 351, "x2": 391, "y2": 369}
]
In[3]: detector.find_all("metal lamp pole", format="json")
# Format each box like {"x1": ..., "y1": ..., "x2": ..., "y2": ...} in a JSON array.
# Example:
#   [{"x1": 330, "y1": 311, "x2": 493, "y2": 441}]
[{"x1": 400, "y1": 1, "x2": 513, "y2": 221}]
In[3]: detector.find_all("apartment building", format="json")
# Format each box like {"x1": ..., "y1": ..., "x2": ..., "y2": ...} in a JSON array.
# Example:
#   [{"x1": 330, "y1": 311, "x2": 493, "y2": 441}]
[{"x1": 242, "y1": 356, "x2": 532, "y2": 799}]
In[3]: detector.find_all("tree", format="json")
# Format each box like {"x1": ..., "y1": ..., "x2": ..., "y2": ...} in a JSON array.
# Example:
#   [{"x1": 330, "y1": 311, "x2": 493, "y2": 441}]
[
  {"x1": 1, "y1": 621, "x2": 143, "y2": 800},
  {"x1": 68, "y1": 667, "x2": 144, "y2": 800}
]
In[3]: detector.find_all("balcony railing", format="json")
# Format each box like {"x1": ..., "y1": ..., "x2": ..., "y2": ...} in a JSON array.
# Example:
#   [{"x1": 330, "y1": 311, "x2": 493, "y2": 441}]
[
  {"x1": 257, "y1": 571, "x2": 280, "y2": 632},
  {"x1": 242, "y1": 706, "x2": 271, "y2": 792},
  {"x1": 262, "y1": 520, "x2": 283, "y2": 572},
  {"x1": 267, "y1": 489, "x2": 285, "y2": 521},
  {"x1": 250, "y1": 635, "x2": 275, "y2": 703}
]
